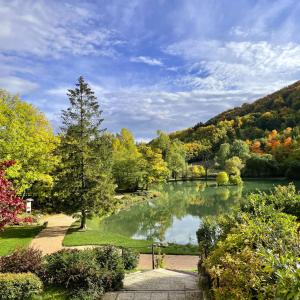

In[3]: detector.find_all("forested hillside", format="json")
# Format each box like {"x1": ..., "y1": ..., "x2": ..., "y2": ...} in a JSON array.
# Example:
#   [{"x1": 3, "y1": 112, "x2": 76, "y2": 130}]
[
  {"x1": 167, "y1": 81, "x2": 300, "y2": 178},
  {"x1": 171, "y1": 80, "x2": 300, "y2": 146}
]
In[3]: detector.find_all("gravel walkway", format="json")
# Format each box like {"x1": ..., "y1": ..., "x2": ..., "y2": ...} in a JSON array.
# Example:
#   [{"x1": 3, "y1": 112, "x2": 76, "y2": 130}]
[{"x1": 30, "y1": 214, "x2": 74, "y2": 255}]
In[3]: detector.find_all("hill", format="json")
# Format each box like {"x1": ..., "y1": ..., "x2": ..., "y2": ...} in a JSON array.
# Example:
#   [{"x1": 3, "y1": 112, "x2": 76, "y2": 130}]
[{"x1": 170, "y1": 81, "x2": 300, "y2": 149}]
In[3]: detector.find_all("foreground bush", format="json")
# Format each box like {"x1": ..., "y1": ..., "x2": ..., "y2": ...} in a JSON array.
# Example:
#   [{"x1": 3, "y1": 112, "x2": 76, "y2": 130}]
[
  {"x1": 121, "y1": 248, "x2": 139, "y2": 270},
  {"x1": 0, "y1": 248, "x2": 43, "y2": 274},
  {"x1": 0, "y1": 273, "x2": 43, "y2": 300},
  {"x1": 198, "y1": 184, "x2": 300, "y2": 299},
  {"x1": 43, "y1": 246, "x2": 125, "y2": 298}
]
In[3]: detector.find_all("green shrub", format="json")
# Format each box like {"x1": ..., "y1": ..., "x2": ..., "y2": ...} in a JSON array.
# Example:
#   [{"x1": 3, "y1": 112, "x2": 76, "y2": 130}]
[
  {"x1": 43, "y1": 247, "x2": 125, "y2": 297},
  {"x1": 121, "y1": 248, "x2": 139, "y2": 270},
  {"x1": 216, "y1": 171, "x2": 229, "y2": 185},
  {"x1": 229, "y1": 174, "x2": 243, "y2": 185},
  {"x1": 93, "y1": 246, "x2": 125, "y2": 291},
  {"x1": 201, "y1": 184, "x2": 300, "y2": 299},
  {"x1": 0, "y1": 248, "x2": 43, "y2": 274},
  {"x1": 0, "y1": 273, "x2": 43, "y2": 300}
]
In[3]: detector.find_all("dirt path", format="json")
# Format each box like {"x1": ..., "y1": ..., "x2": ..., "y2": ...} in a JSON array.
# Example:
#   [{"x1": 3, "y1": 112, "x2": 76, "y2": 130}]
[{"x1": 30, "y1": 214, "x2": 74, "y2": 255}]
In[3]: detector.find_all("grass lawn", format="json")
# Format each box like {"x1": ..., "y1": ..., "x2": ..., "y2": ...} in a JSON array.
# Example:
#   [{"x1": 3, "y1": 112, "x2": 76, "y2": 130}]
[
  {"x1": 32, "y1": 287, "x2": 69, "y2": 300},
  {"x1": 0, "y1": 225, "x2": 43, "y2": 256},
  {"x1": 63, "y1": 218, "x2": 199, "y2": 255}
]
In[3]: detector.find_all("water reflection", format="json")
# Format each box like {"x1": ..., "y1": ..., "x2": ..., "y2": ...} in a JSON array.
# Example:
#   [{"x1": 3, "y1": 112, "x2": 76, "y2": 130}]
[{"x1": 100, "y1": 180, "x2": 296, "y2": 245}]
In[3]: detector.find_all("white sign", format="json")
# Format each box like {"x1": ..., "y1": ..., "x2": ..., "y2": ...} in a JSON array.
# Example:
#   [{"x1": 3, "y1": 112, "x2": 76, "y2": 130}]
[{"x1": 25, "y1": 198, "x2": 34, "y2": 213}]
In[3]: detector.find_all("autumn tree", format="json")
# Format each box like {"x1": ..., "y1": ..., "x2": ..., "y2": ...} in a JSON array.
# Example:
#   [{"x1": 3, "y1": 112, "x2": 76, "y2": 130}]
[
  {"x1": 54, "y1": 77, "x2": 115, "y2": 229},
  {"x1": 0, "y1": 161, "x2": 25, "y2": 229}
]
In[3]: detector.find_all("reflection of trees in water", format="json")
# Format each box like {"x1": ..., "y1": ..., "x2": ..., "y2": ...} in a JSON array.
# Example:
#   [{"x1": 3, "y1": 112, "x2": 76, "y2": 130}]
[{"x1": 101, "y1": 182, "x2": 245, "y2": 242}]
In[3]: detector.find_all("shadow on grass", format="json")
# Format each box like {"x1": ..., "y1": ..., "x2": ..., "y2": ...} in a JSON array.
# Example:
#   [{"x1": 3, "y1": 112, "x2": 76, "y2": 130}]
[{"x1": 0, "y1": 226, "x2": 43, "y2": 240}]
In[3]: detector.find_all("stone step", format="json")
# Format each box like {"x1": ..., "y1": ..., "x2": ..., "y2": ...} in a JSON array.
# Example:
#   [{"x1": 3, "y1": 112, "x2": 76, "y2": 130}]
[
  {"x1": 103, "y1": 290, "x2": 203, "y2": 300},
  {"x1": 103, "y1": 269, "x2": 202, "y2": 300}
]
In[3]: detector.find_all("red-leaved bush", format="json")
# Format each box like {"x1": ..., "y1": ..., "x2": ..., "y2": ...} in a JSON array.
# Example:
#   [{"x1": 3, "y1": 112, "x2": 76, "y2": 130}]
[{"x1": 0, "y1": 160, "x2": 25, "y2": 229}]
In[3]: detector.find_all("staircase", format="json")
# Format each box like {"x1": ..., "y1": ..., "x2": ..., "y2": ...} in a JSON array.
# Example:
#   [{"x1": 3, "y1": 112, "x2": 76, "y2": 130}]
[{"x1": 103, "y1": 269, "x2": 203, "y2": 299}]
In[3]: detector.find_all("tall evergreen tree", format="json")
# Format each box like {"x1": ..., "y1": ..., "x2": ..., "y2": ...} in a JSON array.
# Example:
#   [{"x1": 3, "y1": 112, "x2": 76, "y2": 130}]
[{"x1": 54, "y1": 76, "x2": 115, "y2": 229}]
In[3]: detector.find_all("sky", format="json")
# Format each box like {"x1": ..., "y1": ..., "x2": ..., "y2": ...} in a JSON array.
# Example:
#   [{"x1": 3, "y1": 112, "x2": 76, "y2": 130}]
[{"x1": 1, "y1": 0, "x2": 300, "y2": 140}]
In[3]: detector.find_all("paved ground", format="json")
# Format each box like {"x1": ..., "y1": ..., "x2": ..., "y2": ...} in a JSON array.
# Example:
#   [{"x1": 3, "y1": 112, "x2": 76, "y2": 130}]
[
  {"x1": 103, "y1": 269, "x2": 203, "y2": 300},
  {"x1": 138, "y1": 254, "x2": 199, "y2": 271},
  {"x1": 30, "y1": 214, "x2": 74, "y2": 255}
]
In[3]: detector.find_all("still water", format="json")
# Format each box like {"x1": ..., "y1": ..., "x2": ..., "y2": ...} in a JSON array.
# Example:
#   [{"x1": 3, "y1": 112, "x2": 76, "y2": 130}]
[{"x1": 101, "y1": 179, "x2": 299, "y2": 245}]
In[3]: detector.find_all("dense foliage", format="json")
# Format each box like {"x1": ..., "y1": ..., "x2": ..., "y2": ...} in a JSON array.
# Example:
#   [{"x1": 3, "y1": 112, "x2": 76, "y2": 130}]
[
  {"x1": 121, "y1": 248, "x2": 139, "y2": 270},
  {"x1": 0, "y1": 248, "x2": 42, "y2": 274},
  {"x1": 197, "y1": 184, "x2": 300, "y2": 299},
  {"x1": 0, "y1": 161, "x2": 25, "y2": 229},
  {"x1": 43, "y1": 247, "x2": 125, "y2": 298},
  {"x1": 0, "y1": 90, "x2": 58, "y2": 197},
  {"x1": 53, "y1": 77, "x2": 116, "y2": 228},
  {"x1": 0, "y1": 273, "x2": 43, "y2": 300}
]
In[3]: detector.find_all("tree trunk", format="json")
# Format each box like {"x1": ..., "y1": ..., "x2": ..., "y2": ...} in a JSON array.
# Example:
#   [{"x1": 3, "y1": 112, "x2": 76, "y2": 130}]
[{"x1": 80, "y1": 210, "x2": 87, "y2": 229}]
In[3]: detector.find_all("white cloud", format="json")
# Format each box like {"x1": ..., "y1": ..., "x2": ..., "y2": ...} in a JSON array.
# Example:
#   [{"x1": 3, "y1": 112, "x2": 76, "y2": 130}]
[
  {"x1": 0, "y1": 76, "x2": 38, "y2": 94},
  {"x1": 0, "y1": 0, "x2": 121, "y2": 58},
  {"x1": 130, "y1": 56, "x2": 163, "y2": 66},
  {"x1": 165, "y1": 39, "x2": 300, "y2": 94}
]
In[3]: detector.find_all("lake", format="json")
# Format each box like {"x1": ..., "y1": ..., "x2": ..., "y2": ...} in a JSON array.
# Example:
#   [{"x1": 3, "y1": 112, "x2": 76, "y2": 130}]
[{"x1": 100, "y1": 179, "x2": 299, "y2": 246}]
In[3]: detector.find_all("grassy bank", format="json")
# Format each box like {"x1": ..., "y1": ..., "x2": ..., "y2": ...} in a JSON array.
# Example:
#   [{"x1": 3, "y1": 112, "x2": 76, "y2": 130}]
[
  {"x1": 0, "y1": 225, "x2": 44, "y2": 256},
  {"x1": 63, "y1": 218, "x2": 198, "y2": 255}
]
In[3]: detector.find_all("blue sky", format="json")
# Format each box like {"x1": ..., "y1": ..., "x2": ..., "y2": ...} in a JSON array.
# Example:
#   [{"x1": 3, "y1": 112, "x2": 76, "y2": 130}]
[{"x1": 1, "y1": 0, "x2": 300, "y2": 140}]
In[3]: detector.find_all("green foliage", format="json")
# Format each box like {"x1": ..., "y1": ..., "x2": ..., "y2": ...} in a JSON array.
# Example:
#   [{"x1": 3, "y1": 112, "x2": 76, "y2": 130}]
[
  {"x1": 112, "y1": 129, "x2": 169, "y2": 191},
  {"x1": 224, "y1": 156, "x2": 244, "y2": 176},
  {"x1": 0, "y1": 90, "x2": 58, "y2": 196},
  {"x1": 215, "y1": 143, "x2": 230, "y2": 168},
  {"x1": 190, "y1": 165, "x2": 205, "y2": 178},
  {"x1": 243, "y1": 154, "x2": 280, "y2": 177},
  {"x1": 151, "y1": 130, "x2": 171, "y2": 160},
  {"x1": 0, "y1": 273, "x2": 43, "y2": 300},
  {"x1": 121, "y1": 248, "x2": 139, "y2": 270},
  {"x1": 53, "y1": 77, "x2": 116, "y2": 228},
  {"x1": 285, "y1": 160, "x2": 300, "y2": 179},
  {"x1": 230, "y1": 140, "x2": 250, "y2": 161},
  {"x1": 246, "y1": 183, "x2": 300, "y2": 218},
  {"x1": 0, "y1": 247, "x2": 42, "y2": 274},
  {"x1": 43, "y1": 247, "x2": 125, "y2": 298},
  {"x1": 196, "y1": 217, "x2": 219, "y2": 260},
  {"x1": 229, "y1": 174, "x2": 243, "y2": 185},
  {"x1": 166, "y1": 139, "x2": 186, "y2": 179},
  {"x1": 216, "y1": 172, "x2": 229, "y2": 186},
  {"x1": 199, "y1": 184, "x2": 300, "y2": 299}
]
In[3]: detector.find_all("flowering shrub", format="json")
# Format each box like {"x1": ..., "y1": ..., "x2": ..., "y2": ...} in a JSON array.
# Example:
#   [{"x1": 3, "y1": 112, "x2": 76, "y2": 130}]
[{"x1": 0, "y1": 161, "x2": 25, "y2": 229}]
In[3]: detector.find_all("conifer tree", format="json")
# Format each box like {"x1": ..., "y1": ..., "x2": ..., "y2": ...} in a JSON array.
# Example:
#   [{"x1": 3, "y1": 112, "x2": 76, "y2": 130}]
[{"x1": 54, "y1": 76, "x2": 115, "y2": 229}]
